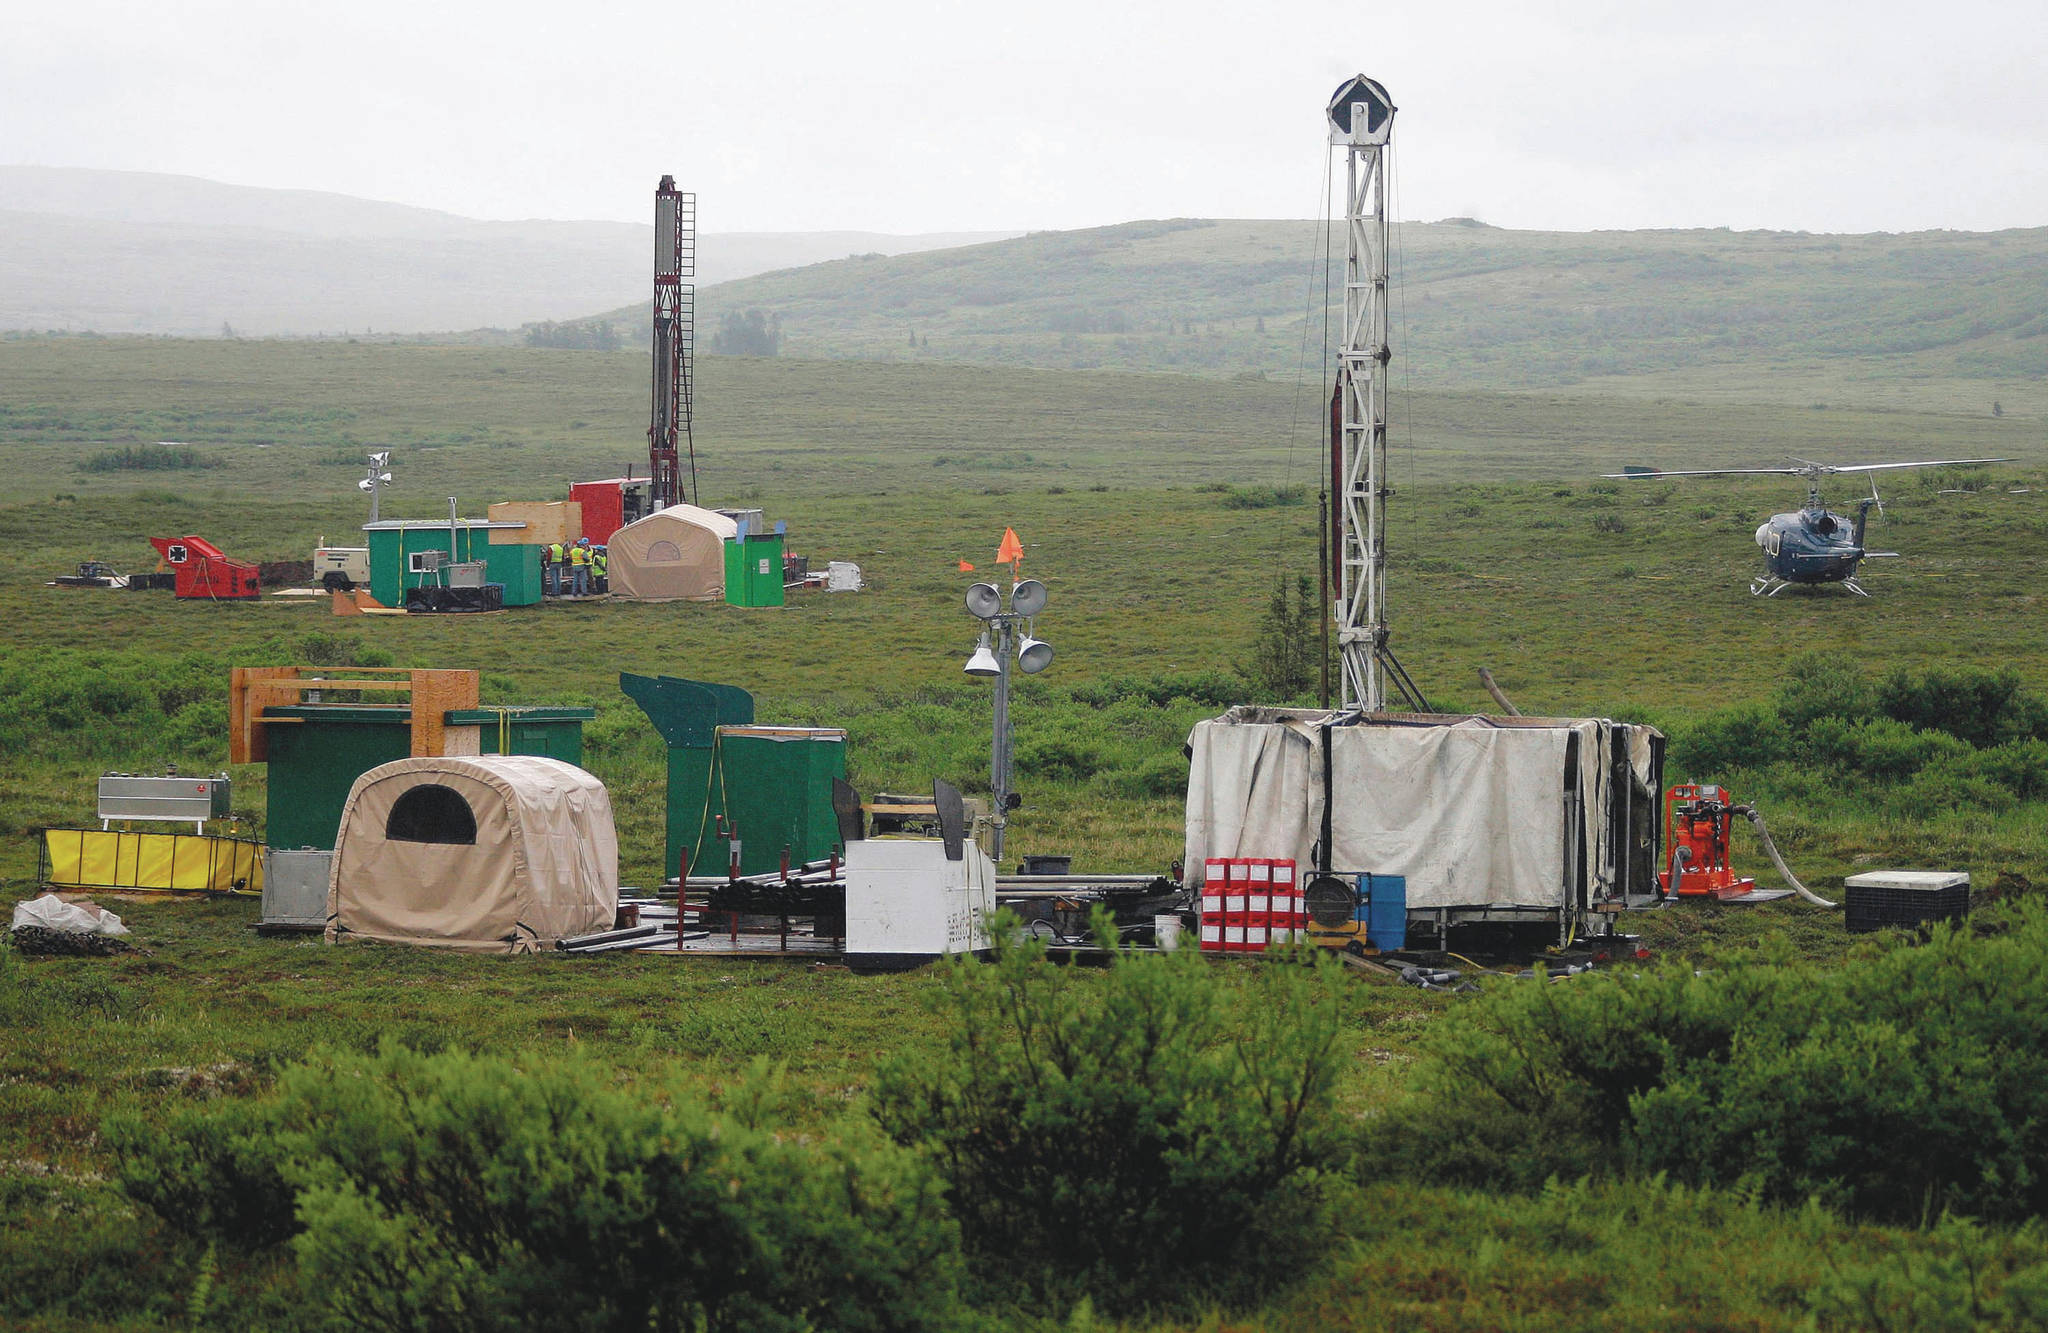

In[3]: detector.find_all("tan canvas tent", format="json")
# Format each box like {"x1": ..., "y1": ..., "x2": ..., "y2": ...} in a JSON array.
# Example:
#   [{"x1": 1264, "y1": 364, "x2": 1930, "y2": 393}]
[
  {"x1": 607, "y1": 504, "x2": 738, "y2": 602},
  {"x1": 326, "y1": 755, "x2": 618, "y2": 953}
]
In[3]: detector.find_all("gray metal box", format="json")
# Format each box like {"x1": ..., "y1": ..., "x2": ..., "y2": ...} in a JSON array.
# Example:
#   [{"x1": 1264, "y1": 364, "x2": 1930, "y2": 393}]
[
  {"x1": 98, "y1": 773, "x2": 230, "y2": 827},
  {"x1": 448, "y1": 560, "x2": 488, "y2": 588},
  {"x1": 261, "y1": 849, "x2": 334, "y2": 929}
]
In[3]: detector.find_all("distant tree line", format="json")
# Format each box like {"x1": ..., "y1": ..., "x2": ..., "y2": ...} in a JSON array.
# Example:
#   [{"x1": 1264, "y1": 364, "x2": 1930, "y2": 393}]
[
  {"x1": 710, "y1": 309, "x2": 783, "y2": 357},
  {"x1": 524, "y1": 320, "x2": 622, "y2": 351},
  {"x1": 79, "y1": 444, "x2": 222, "y2": 473}
]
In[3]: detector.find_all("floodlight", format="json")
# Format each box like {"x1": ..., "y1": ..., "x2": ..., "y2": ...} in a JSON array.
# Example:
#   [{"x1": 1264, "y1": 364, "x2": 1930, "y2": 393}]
[
  {"x1": 1016, "y1": 635, "x2": 1054, "y2": 675},
  {"x1": 1010, "y1": 578, "x2": 1047, "y2": 616},
  {"x1": 964, "y1": 582, "x2": 1002, "y2": 619},
  {"x1": 358, "y1": 479, "x2": 376, "y2": 491},
  {"x1": 378, "y1": 472, "x2": 394, "y2": 483},
  {"x1": 963, "y1": 633, "x2": 1000, "y2": 677},
  {"x1": 369, "y1": 451, "x2": 390, "y2": 467}
]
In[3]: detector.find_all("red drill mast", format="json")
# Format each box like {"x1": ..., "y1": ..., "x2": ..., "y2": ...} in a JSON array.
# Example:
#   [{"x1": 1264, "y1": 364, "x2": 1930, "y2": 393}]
[{"x1": 648, "y1": 175, "x2": 697, "y2": 509}]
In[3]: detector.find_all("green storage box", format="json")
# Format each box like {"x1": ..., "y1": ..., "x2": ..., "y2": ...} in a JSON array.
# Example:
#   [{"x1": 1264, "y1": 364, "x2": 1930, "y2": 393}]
[
  {"x1": 723, "y1": 534, "x2": 785, "y2": 608},
  {"x1": 260, "y1": 703, "x2": 594, "y2": 849}
]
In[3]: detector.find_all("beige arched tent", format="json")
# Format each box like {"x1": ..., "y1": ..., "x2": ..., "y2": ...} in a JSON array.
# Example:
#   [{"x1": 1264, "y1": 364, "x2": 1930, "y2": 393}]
[
  {"x1": 326, "y1": 755, "x2": 618, "y2": 953},
  {"x1": 607, "y1": 504, "x2": 739, "y2": 602}
]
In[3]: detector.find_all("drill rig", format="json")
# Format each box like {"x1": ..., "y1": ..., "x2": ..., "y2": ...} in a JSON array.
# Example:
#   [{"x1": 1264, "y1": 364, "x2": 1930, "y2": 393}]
[{"x1": 648, "y1": 176, "x2": 698, "y2": 509}]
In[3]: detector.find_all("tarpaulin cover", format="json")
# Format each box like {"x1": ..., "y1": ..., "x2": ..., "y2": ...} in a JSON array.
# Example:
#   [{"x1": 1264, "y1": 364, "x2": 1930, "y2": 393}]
[
  {"x1": 13, "y1": 894, "x2": 130, "y2": 936},
  {"x1": 1184, "y1": 708, "x2": 1659, "y2": 911},
  {"x1": 41, "y1": 829, "x2": 263, "y2": 894},
  {"x1": 326, "y1": 755, "x2": 617, "y2": 953},
  {"x1": 606, "y1": 504, "x2": 738, "y2": 602}
]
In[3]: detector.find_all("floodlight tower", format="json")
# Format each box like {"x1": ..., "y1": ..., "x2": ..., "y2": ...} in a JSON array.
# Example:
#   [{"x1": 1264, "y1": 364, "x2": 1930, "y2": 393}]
[
  {"x1": 1327, "y1": 75, "x2": 1396, "y2": 713},
  {"x1": 648, "y1": 175, "x2": 698, "y2": 509},
  {"x1": 962, "y1": 578, "x2": 1053, "y2": 862},
  {"x1": 358, "y1": 451, "x2": 394, "y2": 522}
]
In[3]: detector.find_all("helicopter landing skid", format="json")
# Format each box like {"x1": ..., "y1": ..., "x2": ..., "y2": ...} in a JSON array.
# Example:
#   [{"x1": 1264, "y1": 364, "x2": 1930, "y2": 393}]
[{"x1": 1749, "y1": 576, "x2": 1870, "y2": 597}]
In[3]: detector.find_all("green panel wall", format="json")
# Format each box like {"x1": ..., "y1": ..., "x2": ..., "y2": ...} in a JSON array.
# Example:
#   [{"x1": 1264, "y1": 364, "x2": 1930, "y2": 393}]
[
  {"x1": 265, "y1": 717, "x2": 412, "y2": 851},
  {"x1": 676, "y1": 731, "x2": 845, "y2": 877},
  {"x1": 482, "y1": 544, "x2": 543, "y2": 606}
]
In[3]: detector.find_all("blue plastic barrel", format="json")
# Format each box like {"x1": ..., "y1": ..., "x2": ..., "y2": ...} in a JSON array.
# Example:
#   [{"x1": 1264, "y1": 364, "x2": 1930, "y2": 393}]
[{"x1": 1363, "y1": 873, "x2": 1407, "y2": 951}]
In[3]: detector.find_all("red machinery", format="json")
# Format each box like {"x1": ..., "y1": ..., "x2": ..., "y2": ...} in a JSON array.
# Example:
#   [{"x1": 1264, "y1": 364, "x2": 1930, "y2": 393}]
[
  {"x1": 148, "y1": 536, "x2": 261, "y2": 600},
  {"x1": 1658, "y1": 784, "x2": 1756, "y2": 899}
]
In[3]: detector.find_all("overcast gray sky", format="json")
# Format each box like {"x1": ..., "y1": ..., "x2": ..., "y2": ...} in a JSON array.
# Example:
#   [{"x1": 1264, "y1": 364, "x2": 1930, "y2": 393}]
[{"x1": 9, "y1": 0, "x2": 2046, "y2": 235}]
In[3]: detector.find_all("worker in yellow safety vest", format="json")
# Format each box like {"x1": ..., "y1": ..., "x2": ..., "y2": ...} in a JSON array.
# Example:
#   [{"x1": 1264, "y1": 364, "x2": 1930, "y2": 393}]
[
  {"x1": 568, "y1": 537, "x2": 592, "y2": 595},
  {"x1": 544, "y1": 540, "x2": 566, "y2": 596},
  {"x1": 591, "y1": 546, "x2": 608, "y2": 594}
]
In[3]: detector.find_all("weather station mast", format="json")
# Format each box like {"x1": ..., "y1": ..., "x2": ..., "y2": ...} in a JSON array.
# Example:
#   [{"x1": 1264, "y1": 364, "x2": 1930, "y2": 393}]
[
  {"x1": 648, "y1": 176, "x2": 698, "y2": 509},
  {"x1": 1327, "y1": 75, "x2": 1424, "y2": 714}
]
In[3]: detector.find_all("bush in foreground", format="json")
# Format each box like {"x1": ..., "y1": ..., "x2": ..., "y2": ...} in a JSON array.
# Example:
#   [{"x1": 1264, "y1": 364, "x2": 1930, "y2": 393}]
[
  {"x1": 1373, "y1": 905, "x2": 2048, "y2": 1224},
  {"x1": 872, "y1": 912, "x2": 1349, "y2": 1315},
  {"x1": 113, "y1": 1043, "x2": 959, "y2": 1332}
]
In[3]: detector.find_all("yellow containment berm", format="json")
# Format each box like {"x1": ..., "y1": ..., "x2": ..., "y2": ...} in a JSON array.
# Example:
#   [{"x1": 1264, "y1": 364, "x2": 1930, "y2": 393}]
[{"x1": 40, "y1": 829, "x2": 263, "y2": 895}]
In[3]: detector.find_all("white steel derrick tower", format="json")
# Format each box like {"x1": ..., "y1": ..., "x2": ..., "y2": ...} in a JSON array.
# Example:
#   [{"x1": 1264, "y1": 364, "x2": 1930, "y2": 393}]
[{"x1": 1327, "y1": 75, "x2": 1399, "y2": 713}]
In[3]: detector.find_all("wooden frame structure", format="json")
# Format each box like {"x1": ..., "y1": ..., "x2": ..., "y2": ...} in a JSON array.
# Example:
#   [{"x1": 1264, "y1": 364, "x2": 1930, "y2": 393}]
[{"x1": 229, "y1": 667, "x2": 480, "y2": 764}]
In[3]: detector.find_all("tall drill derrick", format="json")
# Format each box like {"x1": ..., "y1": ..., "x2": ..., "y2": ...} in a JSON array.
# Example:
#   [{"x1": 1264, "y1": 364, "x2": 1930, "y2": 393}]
[
  {"x1": 1326, "y1": 76, "x2": 1397, "y2": 713},
  {"x1": 648, "y1": 176, "x2": 698, "y2": 509}
]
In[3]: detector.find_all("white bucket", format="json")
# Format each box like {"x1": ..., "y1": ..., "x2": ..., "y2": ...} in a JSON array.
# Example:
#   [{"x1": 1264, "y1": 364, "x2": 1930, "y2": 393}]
[{"x1": 1154, "y1": 913, "x2": 1183, "y2": 952}]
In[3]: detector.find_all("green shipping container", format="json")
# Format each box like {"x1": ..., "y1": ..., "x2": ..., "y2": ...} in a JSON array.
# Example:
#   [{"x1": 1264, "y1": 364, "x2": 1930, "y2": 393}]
[
  {"x1": 363, "y1": 522, "x2": 542, "y2": 607},
  {"x1": 260, "y1": 703, "x2": 594, "y2": 849},
  {"x1": 723, "y1": 534, "x2": 785, "y2": 608}
]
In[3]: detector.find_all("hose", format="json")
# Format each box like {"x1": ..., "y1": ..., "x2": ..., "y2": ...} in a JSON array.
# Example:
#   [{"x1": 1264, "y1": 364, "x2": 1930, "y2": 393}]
[
  {"x1": 1666, "y1": 841, "x2": 1691, "y2": 900},
  {"x1": 1736, "y1": 805, "x2": 1837, "y2": 908}
]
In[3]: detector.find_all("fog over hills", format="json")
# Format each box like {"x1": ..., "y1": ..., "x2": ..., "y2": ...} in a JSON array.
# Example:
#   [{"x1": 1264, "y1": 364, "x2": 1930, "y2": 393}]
[{"x1": 0, "y1": 167, "x2": 1017, "y2": 336}]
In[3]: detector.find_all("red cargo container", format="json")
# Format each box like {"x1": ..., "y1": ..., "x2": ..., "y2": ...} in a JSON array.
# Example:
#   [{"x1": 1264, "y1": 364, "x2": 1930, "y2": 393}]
[{"x1": 568, "y1": 478, "x2": 654, "y2": 545}]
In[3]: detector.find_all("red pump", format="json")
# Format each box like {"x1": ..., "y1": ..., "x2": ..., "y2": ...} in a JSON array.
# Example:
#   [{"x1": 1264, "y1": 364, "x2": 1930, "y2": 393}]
[{"x1": 1659, "y1": 784, "x2": 1757, "y2": 900}]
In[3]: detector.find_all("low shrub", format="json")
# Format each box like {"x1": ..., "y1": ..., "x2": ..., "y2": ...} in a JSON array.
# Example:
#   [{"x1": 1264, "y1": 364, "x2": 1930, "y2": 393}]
[
  {"x1": 113, "y1": 1043, "x2": 960, "y2": 1332},
  {"x1": 872, "y1": 912, "x2": 1348, "y2": 1314},
  {"x1": 1876, "y1": 663, "x2": 2048, "y2": 749},
  {"x1": 78, "y1": 443, "x2": 222, "y2": 473},
  {"x1": 1669, "y1": 702, "x2": 1791, "y2": 775},
  {"x1": 1371, "y1": 905, "x2": 2048, "y2": 1224}
]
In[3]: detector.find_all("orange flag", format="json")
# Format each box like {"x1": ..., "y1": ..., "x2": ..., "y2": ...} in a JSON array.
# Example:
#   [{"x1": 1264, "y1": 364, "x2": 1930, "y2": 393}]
[
  {"x1": 996, "y1": 527, "x2": 1024, "y2": 565},
  {"x1": 957, "y1": 559, "x2": 975, "y2": 572}
]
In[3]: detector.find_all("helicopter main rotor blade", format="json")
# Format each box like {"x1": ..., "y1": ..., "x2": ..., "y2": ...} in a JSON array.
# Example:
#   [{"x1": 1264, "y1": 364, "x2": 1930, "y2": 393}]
[
  {"x1": 1821, "y1": 457, "x2": 2014, "y2": 474},
  {"x1": 1602, "y1": 467, "x2": 1805, "y2": 480}
]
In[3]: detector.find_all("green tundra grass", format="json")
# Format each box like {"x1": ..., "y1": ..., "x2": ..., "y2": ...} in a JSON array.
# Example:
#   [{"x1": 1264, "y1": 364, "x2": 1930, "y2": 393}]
[{"x1": 2, "y1": 337, "x2": 2047, "y2": 1328}]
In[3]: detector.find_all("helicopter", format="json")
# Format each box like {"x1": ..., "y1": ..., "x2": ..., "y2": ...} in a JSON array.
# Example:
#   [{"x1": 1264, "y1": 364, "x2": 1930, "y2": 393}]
[{"x1": 1605, "y1": 457, "x2": 2011, "y2": 596}]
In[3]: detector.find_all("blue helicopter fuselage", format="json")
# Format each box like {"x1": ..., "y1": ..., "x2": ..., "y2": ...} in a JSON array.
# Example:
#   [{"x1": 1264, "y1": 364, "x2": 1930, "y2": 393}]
[{"x1": 1752, "y1": 503, "x2": 1871, "y2": 584}]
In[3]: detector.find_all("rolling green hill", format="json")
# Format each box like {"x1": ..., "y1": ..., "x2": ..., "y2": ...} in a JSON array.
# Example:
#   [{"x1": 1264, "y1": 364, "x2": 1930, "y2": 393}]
[{"x1": 616, "y1": 218, "x2": 2048, "y2": 401}]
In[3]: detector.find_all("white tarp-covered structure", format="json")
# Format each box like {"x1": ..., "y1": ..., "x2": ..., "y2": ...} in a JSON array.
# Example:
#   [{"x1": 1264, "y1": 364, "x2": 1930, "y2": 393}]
[
  {"x1": 326, "y1": 755, "x2": 618, "y2": 953},
  {"x1": 607, "y1": 504, "x2": 738, "y2": 602},
  {"x1": 1185, "y1": 708, "x2": 1662, "y2": 925}
]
